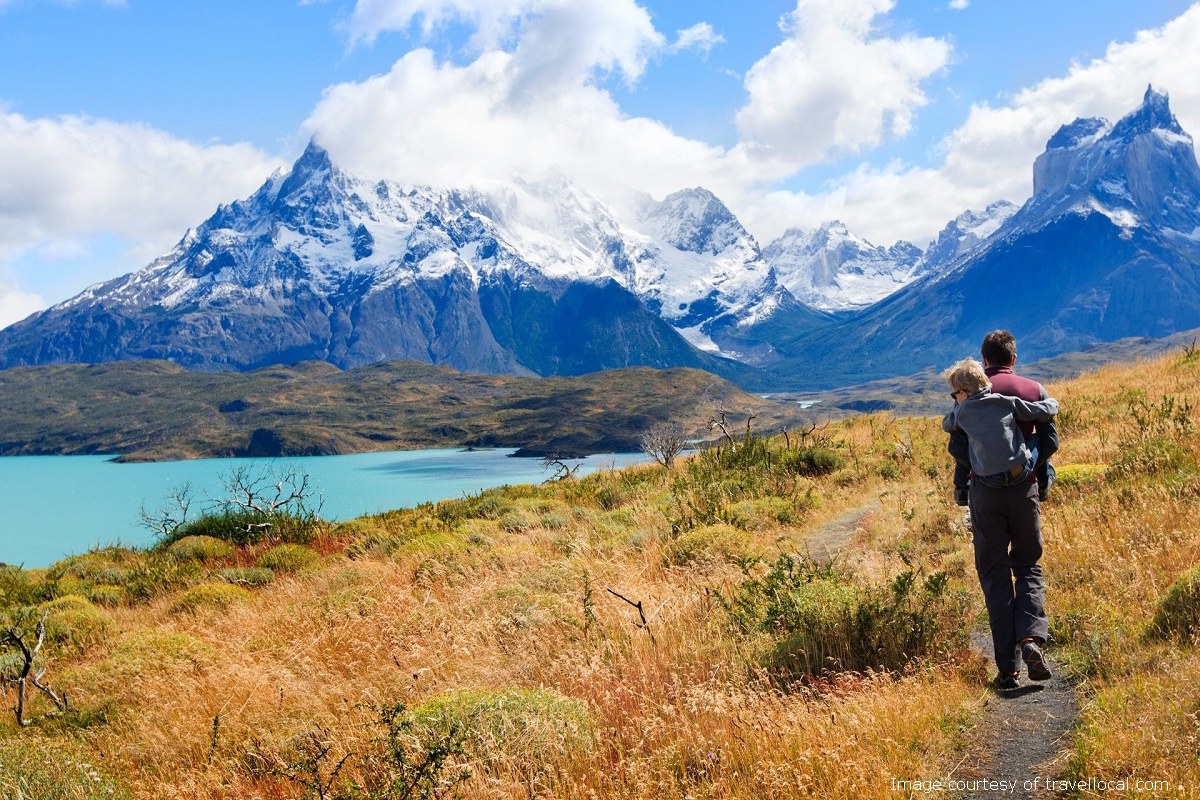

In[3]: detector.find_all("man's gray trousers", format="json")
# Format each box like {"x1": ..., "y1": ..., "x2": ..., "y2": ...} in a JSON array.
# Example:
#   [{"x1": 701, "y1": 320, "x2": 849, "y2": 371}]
[{"x1": 968, "y1": 480, "x2": 1050, "y2": 674}]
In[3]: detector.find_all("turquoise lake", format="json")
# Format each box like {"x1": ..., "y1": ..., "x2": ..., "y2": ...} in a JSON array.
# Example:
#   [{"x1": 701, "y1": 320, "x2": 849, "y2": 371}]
[{"x1": 0, "y1": 449, "x2": 647, "y2": 568}]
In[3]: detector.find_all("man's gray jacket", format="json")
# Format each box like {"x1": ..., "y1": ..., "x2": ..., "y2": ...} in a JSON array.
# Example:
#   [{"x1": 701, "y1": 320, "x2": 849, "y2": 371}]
[{"x1": 942, "y1": 390, "x2": 1059, "y2": 477}]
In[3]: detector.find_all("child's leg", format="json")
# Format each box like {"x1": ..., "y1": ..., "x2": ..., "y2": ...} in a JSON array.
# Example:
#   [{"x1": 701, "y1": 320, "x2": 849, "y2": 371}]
[
  {"x1": 1036, "y1": 461, "x2": 1055, "y2": 501},
  {"x1": 948, "y1": 429, "x2": 971, "y2": 505},
  {"x1": 1025, "y1": 433, "x2": 1041, "y2": 473}
]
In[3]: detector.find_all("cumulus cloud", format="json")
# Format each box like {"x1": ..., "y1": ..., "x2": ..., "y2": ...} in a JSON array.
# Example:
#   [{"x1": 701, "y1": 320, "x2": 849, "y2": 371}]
[
  {"x1": 948, "y1": 0, "x2": 969, "y2": 9},
  {"x1": 306, "y1": 49, "x2": 743, "y2": 205},
  {"x1": 345, "y1": 0, "x2": 662, "y2": 88},
  {"x1": 757, "y1": 3, "x2": 1200, "y2": 245},
  {"x1": 733, "y1": 0, "x2": 951, "y2": 166},
  {"x1": 0, "y1": 279, "x2": 44, "y2": 328},
  {"x1": 309, "y1": 0, "x2": 953, "y2": 225},
  {"x1": 0, "y1": 112, "x2": 280, "y2": 323}
]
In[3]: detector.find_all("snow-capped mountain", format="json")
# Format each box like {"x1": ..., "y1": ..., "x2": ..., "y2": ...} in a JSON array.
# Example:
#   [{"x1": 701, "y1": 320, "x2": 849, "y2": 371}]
[
  {"x1": 918, "y1": 200, "x2": 1018, "y2": 274},
  {"x1": 1019, "y1": 87, "x2": 1200, "y2": 235},
  {"x1": 0, "y1": 143, "x2": 769, "y2": 380},
  {"x1": 2, "y1": 87, "x2": 1197, "y2": 392},
  {"x1": 762, "y1": 221, "x2": 923, "y2": 311},
  {"x1": 752, "y1": 86, "x2": 1200, "y2": 389}
]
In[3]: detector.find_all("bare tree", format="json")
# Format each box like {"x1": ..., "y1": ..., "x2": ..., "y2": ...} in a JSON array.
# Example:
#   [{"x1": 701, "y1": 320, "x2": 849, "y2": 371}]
[
  {"x1": 139, "y1": 481, "x2": 194, "y2": 538},
  {"x1": 221, "y1": 465, "x2": 323, "y2": 518},
  {"x1": 640, "y1": 422, "x2": 688, "y2": 468},
  {"x1": 1, "y1": 610, "x2": 69, "y2": 726},
  {"x1": 542, "y1": 456, "x2": 582, "y2": 482},
  {"x1": 708, "y1": 411, "x2": 735, "y2": 446}
]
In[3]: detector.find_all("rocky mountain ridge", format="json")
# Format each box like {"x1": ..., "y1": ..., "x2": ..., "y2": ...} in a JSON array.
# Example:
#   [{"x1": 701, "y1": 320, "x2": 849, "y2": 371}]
[{"x1": 1, "y1": 87, "x2": 1197, "y2": 392}]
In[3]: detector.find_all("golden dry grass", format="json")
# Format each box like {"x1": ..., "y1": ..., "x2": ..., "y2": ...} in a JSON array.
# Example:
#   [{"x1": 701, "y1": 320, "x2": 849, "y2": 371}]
[{"x1": 4, "y1": 350, "x2": 1200, "y2": 797}]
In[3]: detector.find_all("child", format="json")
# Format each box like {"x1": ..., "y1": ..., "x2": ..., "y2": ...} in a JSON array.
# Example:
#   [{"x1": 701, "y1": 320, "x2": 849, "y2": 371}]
[{"x1": 942, "y1": 359, "x2": 1058, "y2": 493}]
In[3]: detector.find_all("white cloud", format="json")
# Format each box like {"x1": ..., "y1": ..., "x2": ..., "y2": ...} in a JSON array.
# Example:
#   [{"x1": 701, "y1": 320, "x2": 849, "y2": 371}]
[
  {"x1": 733, "y1": 0, "x2": 951, "y2": 166},
  {"x1": 752, "y1": 3, "x2": 1200, "y2": 245},
  {"x1": 948, "y1": 0, "x2": 969, "y2": 10},
  {"x1": 0, "y1": 112, "x2": 281, "y2": 320},
  {"x1": 310, "y1": 0, "x2": 953, "y2": 229},
  {"x1": 306, "y1": 49, "x2": 743, "y2": 206},
  {"x1": 345, "y1": 0, "x2": 663, "y2": 88},
  {"x1": 669, "y1": 22, "x2": 724, "y2": 55},
  {"x1": 0, "y1": 279, "x2": 44, "y2": 329}
]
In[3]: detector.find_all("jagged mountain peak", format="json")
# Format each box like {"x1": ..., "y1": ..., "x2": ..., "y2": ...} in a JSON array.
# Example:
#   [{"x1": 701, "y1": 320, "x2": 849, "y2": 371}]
[
  {"x1": 919, "y1": 200, "x2": 1018, "y2": 273},
  {"x1": 1110, "y1": 85, "x2": 1185, "y2": 141},
  {"x1": 1027, "y1": 86, "x2": 1200, "y2": 235},
  {"x1": 639, "y1": 186, "x2": 751, "y2": 257},
  {"x1": 1046, "y1": 116, "x2": 1108, "y2": 151},
  {"x1": 275, "y1": 140, "x2": 337, "y2": 198},
  {"x1": 762, "y1": 219, "x2": 922, "y2": 312}
]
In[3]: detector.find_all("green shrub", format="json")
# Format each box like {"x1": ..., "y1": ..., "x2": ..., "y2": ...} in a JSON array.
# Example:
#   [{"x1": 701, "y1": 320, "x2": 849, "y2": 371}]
[
  {"x1": 121, "y1": 551, "x2": 203, "y2": 602},
  {"x1": 85, "y1": 584, "x2": 126, "y2": 607},
  {"x1": 1054, "y1": 463, "x2": 1109, "y2": 488},
  {"x1": 407, "y1": 687, "x2": 592, "y2": 764},
  {"x1": 724, "y1": 555, "x2": 968, "y2": 680},
  {"x1": 0, "y1": 650, "x2": 26, "y2": 682},
  {"x1": 169, "y1": 509, "x2": 317, "y2": 546},
  {"x1": 340, "y1": 689, "x2": 592, "y2": 796},
  {"x1": 218, "y1": 567, "x2": 276, "y2": 587},
  {"x1": 110, "y1": 630, "x2": 213, "y2": 675},
  {"x1": 1112, "y1": 437, "x2": 1191, "y2": 477},
  {"x1": 168, "y1": 535, "x2": 236, "y2": 562},
  {"x1": 40, "y1": 595, "x2": 113, "y2": 656},
  {"x1": 256, "y1": 544, "x2": 320, "y2": 573},
  {"x1": 727, "y1": 497, "x2": 798, "y2": 530},
  {"x1": 665, "y1": 524, "x2": 751, "y2": 567},
  {"x1": 169, "y1": 582, "x2": 253, "y2": 615},
  {"x1": 778, "y1": 447, "x2": 845, "y2": 477},
  {"x1": 0, "y1": 565, "x2": 43, "y2": 608},
  {"x1": 0, "y1": 738, "x2": 130, "y2": 800},
  {"x1": 45, "y1": 548, "x2": 139, "y2": 589},
  {"x1": 1151, "y1": 565, "x2": 1200, "y2": 641}
]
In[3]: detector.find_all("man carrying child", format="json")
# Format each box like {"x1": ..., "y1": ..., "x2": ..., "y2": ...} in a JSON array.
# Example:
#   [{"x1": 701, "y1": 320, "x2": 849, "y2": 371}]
[{"x1": 942, "y1": 332, "x2": 1060, "y2": 691}]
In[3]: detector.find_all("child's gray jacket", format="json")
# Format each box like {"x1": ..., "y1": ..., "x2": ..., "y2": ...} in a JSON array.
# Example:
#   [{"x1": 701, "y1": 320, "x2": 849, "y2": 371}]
[{"x1": 942, "y1": 390, "x2": 1059, "y2": 477}]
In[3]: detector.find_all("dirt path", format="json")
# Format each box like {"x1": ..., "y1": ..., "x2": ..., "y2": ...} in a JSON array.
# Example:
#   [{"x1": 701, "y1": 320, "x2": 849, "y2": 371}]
[
  {"x1": 802, "y1": 500, "x2": 879, "y2": 563},
  {"x1": 947, "y1": 631, "x2": 1080, "y2": 799},
  {"x1": 803, "y1": 500, "x2": 1081, "y2": 797}
]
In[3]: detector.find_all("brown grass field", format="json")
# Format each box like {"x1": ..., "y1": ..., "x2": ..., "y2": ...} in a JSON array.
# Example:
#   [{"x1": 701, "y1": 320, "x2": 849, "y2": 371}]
[{"x1": 2, "y1": 349, "x2": 1198, "y2": 799}]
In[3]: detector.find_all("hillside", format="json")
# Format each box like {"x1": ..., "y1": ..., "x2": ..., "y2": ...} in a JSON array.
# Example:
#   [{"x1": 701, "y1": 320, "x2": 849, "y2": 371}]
[
  {"x1": 0, "y1": 359, "x2": 804, "y2": 461},
  {"x1": 1, "y1": 351, "x2": 1198, "y2": 797}
]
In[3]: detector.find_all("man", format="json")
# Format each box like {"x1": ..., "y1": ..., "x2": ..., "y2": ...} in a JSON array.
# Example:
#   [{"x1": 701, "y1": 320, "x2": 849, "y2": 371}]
[
  {"x1": 950, "y1": 334, "x2": 1058, "y2": 504},
  {"x1": 946, "y1": 330, "x2": 1059, "y2": 690}
]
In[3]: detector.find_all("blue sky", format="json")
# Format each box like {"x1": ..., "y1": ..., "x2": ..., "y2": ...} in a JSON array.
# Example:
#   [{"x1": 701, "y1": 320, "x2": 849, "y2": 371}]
[{"x1": 2, "y1": 0, "x2": 1199, "y2": 326}]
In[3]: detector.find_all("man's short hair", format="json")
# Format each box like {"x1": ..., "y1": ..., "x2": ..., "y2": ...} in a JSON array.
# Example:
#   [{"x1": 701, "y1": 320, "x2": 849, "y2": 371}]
[
  {"x1": 981, "y1": 330, "x2": 1017, "y2": 366},
  {"x1": 944, "y1": 358, "x2": 990, "y2": 395}
]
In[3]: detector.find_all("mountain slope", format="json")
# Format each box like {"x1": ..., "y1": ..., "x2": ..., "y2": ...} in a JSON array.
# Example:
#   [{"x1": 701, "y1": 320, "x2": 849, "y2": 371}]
[
  {"x1": 755, "y1": 86, "x2": 1200, "y2": 389},
  {"x1": 0, "y1": 146, "x2": 772, "y2": 382},
  {"x1": 762, "y1": 221, "x2": 922, "y2": 311},
  {"x1": 0, "y1": 359, "x2": 804, "y2": 461}
]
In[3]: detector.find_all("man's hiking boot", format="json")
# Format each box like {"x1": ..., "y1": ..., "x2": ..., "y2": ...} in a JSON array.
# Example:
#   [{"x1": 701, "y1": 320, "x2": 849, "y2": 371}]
[
  {"x1": 993, "y1": 672, "x2": 1020, "y2": 691},
  {"x1": 1022, "y1": 640, "x2": 1052, "y2": 681}
]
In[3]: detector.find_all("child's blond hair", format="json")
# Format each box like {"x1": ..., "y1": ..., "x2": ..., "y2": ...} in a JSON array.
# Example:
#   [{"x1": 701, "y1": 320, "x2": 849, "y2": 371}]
[{"x1": 943, "y1": 358, "x2": 990, "y2": 395}]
